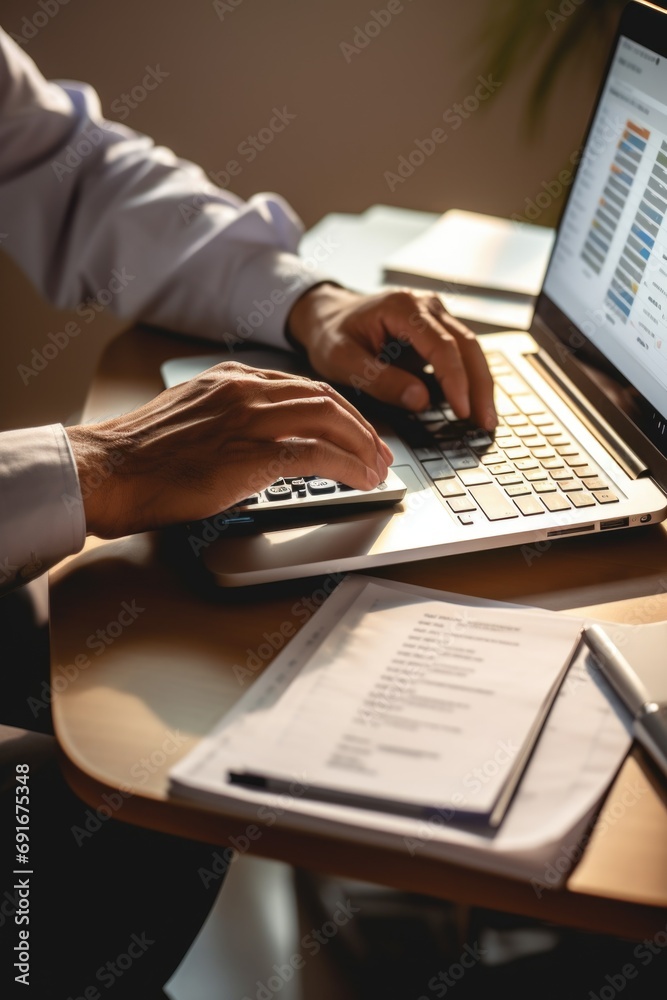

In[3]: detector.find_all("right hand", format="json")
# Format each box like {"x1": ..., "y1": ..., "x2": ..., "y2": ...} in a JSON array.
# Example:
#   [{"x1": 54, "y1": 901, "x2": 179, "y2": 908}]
[{"x1": 65, "y1": 361, "x2": 394, "y2": 538}]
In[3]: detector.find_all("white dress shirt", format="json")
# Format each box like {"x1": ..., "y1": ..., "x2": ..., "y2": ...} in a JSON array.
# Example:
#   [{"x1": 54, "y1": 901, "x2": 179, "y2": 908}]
[{"x1": 0, "y1": 27, "x2": 326, "y2": 590}]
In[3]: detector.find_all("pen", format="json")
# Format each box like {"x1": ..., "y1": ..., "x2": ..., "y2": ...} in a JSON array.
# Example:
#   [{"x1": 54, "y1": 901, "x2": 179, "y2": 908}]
[
  {"x1": 582, "y1": 624, "x2": 667, "y2": 782},
  {"x1": 488, "y1": 630, "x2": 582, "y2": 829}
]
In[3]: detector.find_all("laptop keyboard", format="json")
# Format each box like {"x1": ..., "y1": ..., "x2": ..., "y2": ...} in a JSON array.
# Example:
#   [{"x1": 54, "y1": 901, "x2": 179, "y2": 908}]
[
  {"x1": 400, "y1": 352, "x2": 620, "y2": 526},
  {"x1": 215, "y1": 351, "x2": 620, "y2": 532}
]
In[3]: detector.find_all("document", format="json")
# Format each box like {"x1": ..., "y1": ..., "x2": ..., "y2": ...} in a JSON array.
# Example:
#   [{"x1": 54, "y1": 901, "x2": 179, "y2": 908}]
[
  {"x1": 169, "y1": 575, "x2": 645, "y2": 885},
  {"x1": 222, "y1": 582, "x2": 581, "y2": 824}
]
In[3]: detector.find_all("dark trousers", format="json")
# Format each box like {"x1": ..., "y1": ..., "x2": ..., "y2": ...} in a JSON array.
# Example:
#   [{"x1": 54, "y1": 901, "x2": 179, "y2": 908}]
[
  {"x1": 0, "y1": 580, "x2": 219, "y2": 998},
  {"x1": 0, "y1": 735, "x2": 219, "y2": 999}
]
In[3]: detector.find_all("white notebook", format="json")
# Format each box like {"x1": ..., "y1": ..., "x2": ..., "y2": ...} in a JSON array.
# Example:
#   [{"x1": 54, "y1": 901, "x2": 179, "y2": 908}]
[{"x1": 382, "y1": 209, "x2": 555, "y2": 300}]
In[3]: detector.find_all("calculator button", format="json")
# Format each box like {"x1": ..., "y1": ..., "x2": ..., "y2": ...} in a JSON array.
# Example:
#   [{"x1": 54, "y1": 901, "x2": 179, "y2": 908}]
[
  {"x1": 307, "y1": 479, "x2": 337, "y2": 495},
  {"x1": 266, "y1": 485, "x2": 292, "y2": 501},
  {"x1": 558, "y1": 479, "x2": 583, "y2": 492},
  {"x1": 505, "y1": 484, "x2": 531, "y2": 497},
  {"x1": 524, "y1": 469, "x2": 548, "y2": 482}
]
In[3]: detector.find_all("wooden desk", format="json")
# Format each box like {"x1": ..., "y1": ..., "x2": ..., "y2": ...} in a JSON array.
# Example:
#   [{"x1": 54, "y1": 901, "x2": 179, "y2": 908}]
[{"x1": 50, "y1": 325, "x2": 667, "y2": 940}]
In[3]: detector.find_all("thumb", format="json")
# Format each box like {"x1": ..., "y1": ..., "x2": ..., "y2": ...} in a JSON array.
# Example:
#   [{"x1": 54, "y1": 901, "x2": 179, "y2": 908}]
[{"x1": 343, "y1": 339, "x2": 431, "y2": 411}]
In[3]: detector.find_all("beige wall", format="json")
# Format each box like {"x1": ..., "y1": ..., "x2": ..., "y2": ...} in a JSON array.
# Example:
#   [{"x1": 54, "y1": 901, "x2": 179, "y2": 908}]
[{"x1": 0, "y1": 0, "x2": 619, "y2": 431}]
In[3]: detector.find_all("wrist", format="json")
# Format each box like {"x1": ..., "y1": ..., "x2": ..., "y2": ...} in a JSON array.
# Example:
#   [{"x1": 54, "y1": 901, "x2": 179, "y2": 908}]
[
  {"x1": 286, "y1": 282, "x2": 356, "y2": 351},
  {"x1": 65, "y1": 425, "x2": 126, "y2": 538}
]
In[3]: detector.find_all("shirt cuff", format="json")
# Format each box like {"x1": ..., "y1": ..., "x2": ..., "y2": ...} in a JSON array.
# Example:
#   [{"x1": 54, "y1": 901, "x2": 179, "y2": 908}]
[
  {"x1": 0, "y1": 424, "x2": 86, "y2": 591},
  {"x1": 223, "y1": 247, "x2": 331, "y2": 351}
]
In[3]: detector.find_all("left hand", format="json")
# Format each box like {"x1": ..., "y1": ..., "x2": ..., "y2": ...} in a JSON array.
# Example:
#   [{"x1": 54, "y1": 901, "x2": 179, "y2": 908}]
[{"x1": 287, "y1": 283, "x2": 497, "y2": 430}]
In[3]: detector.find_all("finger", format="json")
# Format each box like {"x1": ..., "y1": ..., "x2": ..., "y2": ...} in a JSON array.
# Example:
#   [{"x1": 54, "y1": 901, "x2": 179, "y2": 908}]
[
  {"x1": 426, "y1": 299, "x2": 497, "y2": 429},
  {"x1": 250, "y1": 395, "x2": 391, "y2": 482},
  {"x1": 256, "y1": 373, "x2": 394, "y2": 466},
  {"x1": 250, "y1": 438, "x2": 387, "y2": 492},
  {"x1": 204, "y1": 360, "x2": 394, "y2": 466},
  {"x1": 385, "y1": 295, "x2": 495, "y2": 427},
  {"x1": 325, "y1": 333, "x2": 433, "y2": 413}
]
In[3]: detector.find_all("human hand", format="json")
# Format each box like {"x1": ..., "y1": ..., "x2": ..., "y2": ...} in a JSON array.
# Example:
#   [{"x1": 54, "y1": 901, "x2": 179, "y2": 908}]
[
  {"x1": 287, "y1": 284, "x2": 497, "y2": 430},
  {"x1": 65, "y1": 361, "x2": 393, "y2": 538}
]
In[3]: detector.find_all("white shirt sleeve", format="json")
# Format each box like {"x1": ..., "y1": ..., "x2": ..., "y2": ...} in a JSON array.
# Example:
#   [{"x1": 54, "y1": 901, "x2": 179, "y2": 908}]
[
  {"x1": 0, "y1": 27, "x2": 331, "y2": 589},
  {"x1": 0, "y1": 26, "x2": 328, "y2": 347},
  {"x1": 0, "y1": 425, "x2": 85, "y2": 593}
]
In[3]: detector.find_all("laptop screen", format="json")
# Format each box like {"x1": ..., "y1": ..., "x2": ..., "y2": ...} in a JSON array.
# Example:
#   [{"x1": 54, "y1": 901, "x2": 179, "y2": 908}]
[{"x1": 539, "y1": 11, "x2": 667, "y2": 465}]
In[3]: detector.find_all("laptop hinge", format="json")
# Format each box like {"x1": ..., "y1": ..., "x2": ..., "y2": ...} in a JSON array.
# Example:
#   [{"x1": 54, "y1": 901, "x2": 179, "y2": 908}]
[{"x1": 528, "y1": 351, "x2": 648, "y2": 480}]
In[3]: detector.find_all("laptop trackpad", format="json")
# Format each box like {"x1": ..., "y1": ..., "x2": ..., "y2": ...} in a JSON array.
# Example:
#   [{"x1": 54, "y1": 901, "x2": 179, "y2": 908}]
[{"x1": 199, "y1": 464, "x2": 435, "y2": 586}]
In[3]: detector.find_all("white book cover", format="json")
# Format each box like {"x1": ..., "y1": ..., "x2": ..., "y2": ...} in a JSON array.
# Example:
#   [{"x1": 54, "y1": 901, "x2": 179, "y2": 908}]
[{"x1": 382, "y1": 209, "x2": 555, "y2": 300}]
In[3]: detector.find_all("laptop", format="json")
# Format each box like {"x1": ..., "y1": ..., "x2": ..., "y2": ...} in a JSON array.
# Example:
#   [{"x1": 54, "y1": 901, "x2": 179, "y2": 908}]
[{"x1": 162, "y1": 0, "x2": 667, "y2": 587}]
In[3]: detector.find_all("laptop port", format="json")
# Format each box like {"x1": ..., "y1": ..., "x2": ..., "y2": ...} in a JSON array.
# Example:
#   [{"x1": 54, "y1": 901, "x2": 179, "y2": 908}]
[
  {"x1": 547, "y1": 525, "x2": 594, "y2": 537},
  {"x1": 600, "y1": 517, "x2": 630, "y2": 530}
]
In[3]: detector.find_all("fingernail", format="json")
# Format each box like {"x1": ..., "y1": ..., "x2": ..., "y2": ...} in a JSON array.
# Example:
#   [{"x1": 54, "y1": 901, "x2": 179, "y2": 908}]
[
  {"x1": 400, "y1": 384, "x2": 425, "y2": 410},
  {"x1": 376, "y1": 455, "x2": 388, "y2": 482},
  {"x1": 484, "y1": 407, "x2": 498, "y2": 431},
  {"x1": 366, "y1": 466, "x2": 381, "y2": 488}
]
